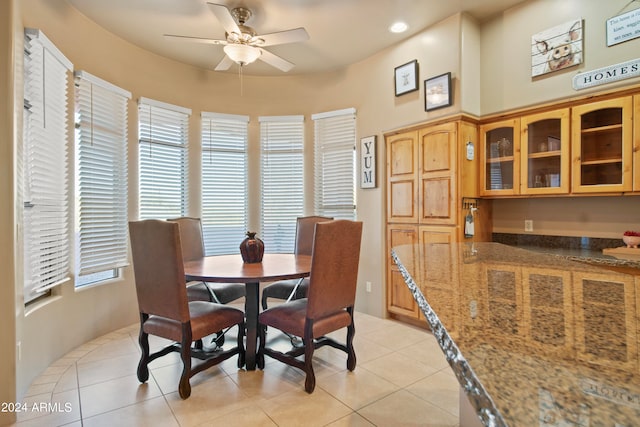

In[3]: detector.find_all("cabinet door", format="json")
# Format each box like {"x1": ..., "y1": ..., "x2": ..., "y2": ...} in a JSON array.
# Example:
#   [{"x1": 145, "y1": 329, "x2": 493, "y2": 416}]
[
  {"x1": 571, "y1": 96, "x2": 633, "y2": 193},
  {"x1": 480, "y1": 119, "x2": 521, "y2": 196},
  {"x1": 386, "y1": 224, "x2": 419, "y2": 318},
  {"x1": 387, "y1": 131, "x2": 419, "y2": 223},
  {"x1": 521, "y1": 267, "x2": 573, "y2": 356},
  {"x1": 573, "y1": 271, "x2": 637, "y2": 370},
  {"x1": 520, "y1": 109, "x2": 570, "y2": 195},
  {"x1": 418, "y1": 122, "x2": 457, "y2": 225}
]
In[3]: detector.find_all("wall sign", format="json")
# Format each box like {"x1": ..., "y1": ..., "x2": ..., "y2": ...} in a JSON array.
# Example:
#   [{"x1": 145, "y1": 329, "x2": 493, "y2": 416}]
[
  {"x1": 572, "y1": 57, "x2": 640, "y2": 90},
  {"x1": 360, "y1": 136, "x2": 376, "y2": 188},
  {"x1": 607, "y1": 8, "x2": 640, "y2": 46}
]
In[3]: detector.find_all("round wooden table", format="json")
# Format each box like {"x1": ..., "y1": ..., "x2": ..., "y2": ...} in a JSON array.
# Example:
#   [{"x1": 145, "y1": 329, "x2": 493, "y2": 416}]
[{"x1": 184, "y1": 253, "x2": 312, "y2": 370}]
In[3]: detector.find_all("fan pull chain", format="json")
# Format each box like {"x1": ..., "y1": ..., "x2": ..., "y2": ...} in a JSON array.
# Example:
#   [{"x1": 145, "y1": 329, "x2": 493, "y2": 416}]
[{"x1": 239, "y1": 63, "x2": 244, "y2": 96}]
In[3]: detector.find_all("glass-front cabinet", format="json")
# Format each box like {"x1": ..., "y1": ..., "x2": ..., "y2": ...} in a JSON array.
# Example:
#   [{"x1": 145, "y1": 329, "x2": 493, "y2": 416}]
[
  {"x1": 480, "y1": 118, "x2": 520, "y2": 196},
  {"x1": 520, "y1": 109, "x2": 570, "y2": 195},
  {"x1": 571, "y1": 96, "x2": 633, "y2": 193}
]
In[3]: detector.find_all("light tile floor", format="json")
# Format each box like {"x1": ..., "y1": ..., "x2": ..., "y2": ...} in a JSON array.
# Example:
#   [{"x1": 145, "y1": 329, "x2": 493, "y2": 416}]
[{"x1": 13, "y1": 310, "x2": 460, "y2": 427}]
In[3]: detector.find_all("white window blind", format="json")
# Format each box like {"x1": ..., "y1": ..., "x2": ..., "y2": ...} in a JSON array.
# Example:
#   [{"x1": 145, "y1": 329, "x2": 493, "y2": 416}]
[
  {"x1": 75, "y1": 71, "x2": 131, "y2": 280},
  {"x1": 22, "y1": 29, "x2": 73, "y2": 302},
  {"x1": 201, "y1": 112, "x2": 248, "y2": 255},
  {"x1": 312, "y1": 108, "x2": 357, "y2": 220},
  {"x1": 138, "y1": 98, "x2": 190, "y2": 219},
  {"x1": 259, "y1": 116, "x2": 304, "y2": 253}
]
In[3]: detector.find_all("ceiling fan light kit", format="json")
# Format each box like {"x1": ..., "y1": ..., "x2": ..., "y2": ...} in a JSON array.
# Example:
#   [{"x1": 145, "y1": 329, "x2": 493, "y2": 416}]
[
  {"x1": 224, "y1": 44, "x2": 261, "y2": 66},
  {"x1": 164, "y1": 3, "x2": 309, "y2": 73}
]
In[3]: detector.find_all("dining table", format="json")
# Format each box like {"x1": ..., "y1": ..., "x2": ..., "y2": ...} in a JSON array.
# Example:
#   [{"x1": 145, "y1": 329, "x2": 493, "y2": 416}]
[{"x1": 183, "y1": 253, "x2": 312, "y2": 370}]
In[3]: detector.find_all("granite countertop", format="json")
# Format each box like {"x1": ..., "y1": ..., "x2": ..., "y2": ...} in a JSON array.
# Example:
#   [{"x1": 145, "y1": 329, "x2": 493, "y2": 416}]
[
  {"x1": 492, "y1": 233, "x2": 640, "y2": 270},
  {"x1": 392, "y1": 242, "x2": 640, "y2": 427}
]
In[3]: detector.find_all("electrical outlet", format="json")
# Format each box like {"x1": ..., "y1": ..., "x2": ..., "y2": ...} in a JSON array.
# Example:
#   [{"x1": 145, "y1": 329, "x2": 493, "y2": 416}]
[
  {"x1": 524, "y1": 219, "x2": 533, "y2": 232},
  {"x1": 366, "y1": 281, "x2": 372, "y2": 293}
]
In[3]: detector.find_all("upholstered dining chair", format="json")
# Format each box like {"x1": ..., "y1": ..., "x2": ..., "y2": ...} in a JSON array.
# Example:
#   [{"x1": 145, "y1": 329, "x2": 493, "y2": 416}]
[
  {"x1": 261, "y1": 216, "x2": 332, "y2": 310},
  {"x1": 257, "y1": 219, "x2": 363, "y2": 393},
  {"x1": 128, "y1": 219, "x2": 245, "y2": 399},
  {"x1": 167, "y1": 217, "x2": 246, "y2": 305}
]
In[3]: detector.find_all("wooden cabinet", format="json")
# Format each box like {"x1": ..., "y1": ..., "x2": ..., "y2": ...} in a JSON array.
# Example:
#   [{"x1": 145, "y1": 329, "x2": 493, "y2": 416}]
[
  {"x1": 386, "y1": 224, "x2": 419, "y2": 318},
  {"x1": 419, "y1": 122, "x2": 457, "y2": 225},
  {"x1": 387, "y1": 131, "x2": 419, "y2": 223},
  {"x1": 480, "y1": 118, "x2": 520, "y2": 196},
  {"x1": 480, "y1": 110, "x2": 571, "y2": 196},
  {"x1": 520, "y1": 109, "x2": 570, "y2": 195},
  {"x1": 478, "y1": 91, "x2": 640, "y2": 197},
  {"x1": 385, "y1": 117, "x2": 486, "y2": 323},
  {"x1": 571, "y1": 96, "x2": 634, "y2": 193}
]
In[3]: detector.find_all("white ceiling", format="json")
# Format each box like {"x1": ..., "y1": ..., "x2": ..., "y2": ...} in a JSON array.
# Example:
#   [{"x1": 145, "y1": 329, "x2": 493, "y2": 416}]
[{"x1": 67, "y1": 0, "x2": 525, "y2": 76}]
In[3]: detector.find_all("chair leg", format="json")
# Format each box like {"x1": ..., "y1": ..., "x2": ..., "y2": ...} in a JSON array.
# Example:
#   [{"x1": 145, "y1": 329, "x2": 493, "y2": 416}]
[
  {"x1": 346, "y1": 322, "x2": 356, "y2": 371},
  {"x1": 346, "y1": 308, "x2": 356, "y2": 371},
  {"x1": 303, "y1": 323, "x2": 316, "y2": 393},
  {"x1": 237, "y1": 320, "x2": 246, "y2": 369},
  {"x1": 178, "y1": 324, "x2": 193, "y2": 399},
  {"x1": 137, "y1": 315, "x2": 150, "y2": 383}
]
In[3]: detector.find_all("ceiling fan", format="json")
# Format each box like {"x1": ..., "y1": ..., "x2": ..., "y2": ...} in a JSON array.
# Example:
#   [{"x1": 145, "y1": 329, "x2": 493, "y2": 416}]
[{"x1": 164, "y1": 2, "x2": 309, "y2": 72}]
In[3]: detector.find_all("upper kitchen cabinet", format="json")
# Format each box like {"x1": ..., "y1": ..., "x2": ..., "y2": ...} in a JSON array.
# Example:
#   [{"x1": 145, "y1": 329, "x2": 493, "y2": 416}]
[
  {"x1": 480, "y1": 118, "x2": 521, "y2": 196},
  {"x1": 571, "y1": 96, "x2": 633, "y2": 193},
  {"x1": 520, "y1": 109, "x2": 570, "y2": 195},
  {"x1": 387, "y1": 130, "x2": 419, "y2": 223}
]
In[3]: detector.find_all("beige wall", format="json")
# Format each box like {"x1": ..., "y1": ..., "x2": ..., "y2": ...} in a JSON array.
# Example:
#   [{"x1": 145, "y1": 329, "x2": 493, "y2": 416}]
[
  {"x1": 4, "y1": 0, "x2": 640, "y2": 411},
  {"x1": 481, "y1": 0, "x2": 640, "y2": 114}
]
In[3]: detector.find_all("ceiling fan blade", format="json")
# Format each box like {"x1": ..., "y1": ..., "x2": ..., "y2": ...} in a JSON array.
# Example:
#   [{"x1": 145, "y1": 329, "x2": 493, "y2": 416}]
[
  {"x1": 255, "y1": 28, "x2": 309, "y2": 47},
  {"x1": 164, "y1": 34, "x2": 227, "y2": 45},
  {"x1": 207, "y1": 3, "x2": 241, "y2": 36},
  {"x1": 258, "y1": 49, "x2": 295, "y2": 72},
  {"x1": 214, "y1": 55, "x2": 234, "y2": 71}
]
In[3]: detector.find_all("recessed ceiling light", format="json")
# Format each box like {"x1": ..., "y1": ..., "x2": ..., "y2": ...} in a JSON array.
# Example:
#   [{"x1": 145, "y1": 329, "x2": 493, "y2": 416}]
[{"x1": 389, "y1": 22, "x2": 408, "y2": 33}]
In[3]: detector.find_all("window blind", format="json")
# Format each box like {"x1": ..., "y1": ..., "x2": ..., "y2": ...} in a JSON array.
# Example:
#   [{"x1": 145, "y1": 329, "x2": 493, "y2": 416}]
[
  {"x1": 75, "y1": 71, "x2": 131, "y2": 278},
  {"x1": 259, "y1": 116, "x2": 304, "y2": 253},
  {"x1": 312, "y1": 108, "x2": 357, "y2": 220},
  {"x1": 138, "y1": 97, "x2": 190, "y2": 220},
  {"x1": 201, "y1": 112, "x2": 248, "y2": 255},
  {"x1": 22, "y1": 29, "x2": 73, "y2": 301}
]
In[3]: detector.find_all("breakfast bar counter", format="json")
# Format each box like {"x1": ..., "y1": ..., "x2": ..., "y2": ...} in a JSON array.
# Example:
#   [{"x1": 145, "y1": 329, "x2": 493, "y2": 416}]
[{"x1": 391, "y1": 242, "x2": 640, "y2": 426}]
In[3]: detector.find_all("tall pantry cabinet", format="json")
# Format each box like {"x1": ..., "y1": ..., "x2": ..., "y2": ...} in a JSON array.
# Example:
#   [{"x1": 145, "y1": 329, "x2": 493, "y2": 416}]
[{"x1": 385, "y1": 117, "x2": 490, "y2": 325}]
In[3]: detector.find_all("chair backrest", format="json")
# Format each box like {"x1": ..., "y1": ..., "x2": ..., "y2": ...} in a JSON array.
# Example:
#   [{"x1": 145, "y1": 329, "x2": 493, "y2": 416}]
[
  {"x1": 294, "y1": 216, "x2": 333, "y2": 256},
  {"x1": 167, "y1": 217, "x2": 205, "y2": 261},
  {"x1": 129, "y1": 220, "x2": 190, "y2": 322},
  {"x1": 306, "y1": 220, "x2": 363, "y2": 320}
]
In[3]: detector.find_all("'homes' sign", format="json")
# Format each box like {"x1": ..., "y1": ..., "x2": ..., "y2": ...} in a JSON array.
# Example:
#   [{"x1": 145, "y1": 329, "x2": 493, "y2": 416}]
[{"x1": 572, "y1": 57, "x2": 640, "y2": 90}]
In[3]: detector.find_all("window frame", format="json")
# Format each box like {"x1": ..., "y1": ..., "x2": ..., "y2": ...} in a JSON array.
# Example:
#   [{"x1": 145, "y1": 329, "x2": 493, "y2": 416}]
[
  {"x1": 259, "y1": 115, "x2": 305, "y2": 253},
  {"x1": 22, "y1": 28, "x2": 73, "y2": 303},
  {"x1": 200, "y1": 112, "x2": 249, "y2": 255},
  {"x1": 312, "y1": 108, "x2": 357, "y2": 220},
  {"x1": 74, "y1": 70, "x2": 131, "y2": 288}
]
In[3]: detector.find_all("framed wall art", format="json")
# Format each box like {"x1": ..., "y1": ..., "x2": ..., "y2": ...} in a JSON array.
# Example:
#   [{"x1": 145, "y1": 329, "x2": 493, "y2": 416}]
[
  {"x1": 531, "y1": 19, "x2": 583, "y2": 77},
  {"x1": 394, "y1": 60, "x2": 418, "y2": 96},
  {"x1": 425, "y1": 72, "x2": 452, "y2": 111},
  {"x1": 360, "y1": 135, "x2": 376, "y2": 188}
]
